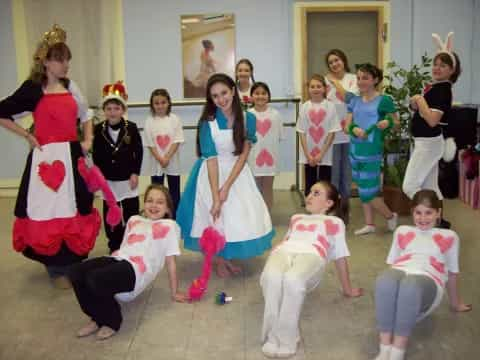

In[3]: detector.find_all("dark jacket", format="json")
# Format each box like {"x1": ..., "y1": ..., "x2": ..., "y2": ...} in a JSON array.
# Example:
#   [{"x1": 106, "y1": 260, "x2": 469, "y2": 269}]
[{"x1": 93, "y1": 119, "x2": 143, "y2": 181}]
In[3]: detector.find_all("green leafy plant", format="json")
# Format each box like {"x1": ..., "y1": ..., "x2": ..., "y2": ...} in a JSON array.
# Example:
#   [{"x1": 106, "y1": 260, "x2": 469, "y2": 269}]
[{"x1": 382, "y1": 53, "x2": 432, "y2": 187}]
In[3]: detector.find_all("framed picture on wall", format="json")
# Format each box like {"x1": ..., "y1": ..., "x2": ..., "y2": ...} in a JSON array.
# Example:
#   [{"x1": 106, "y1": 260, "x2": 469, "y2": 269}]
[{"x1": 181, "y1": 14, "x2": 235, "y2": 98}]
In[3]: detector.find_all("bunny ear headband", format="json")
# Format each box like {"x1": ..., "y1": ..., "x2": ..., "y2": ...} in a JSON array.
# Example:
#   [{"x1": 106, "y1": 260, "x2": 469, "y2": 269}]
[{"x1": 432, "y1": 31, "x2": 456, "y2": 69}]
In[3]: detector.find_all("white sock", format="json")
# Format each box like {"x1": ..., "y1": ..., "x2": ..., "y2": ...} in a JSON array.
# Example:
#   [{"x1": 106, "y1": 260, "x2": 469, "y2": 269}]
[
  {"x1": 389, "y1": 346, "x2": 406, "y2": 360},
  {"x1": 373, "y1": 344, "x2": 391, "y2": 360}
]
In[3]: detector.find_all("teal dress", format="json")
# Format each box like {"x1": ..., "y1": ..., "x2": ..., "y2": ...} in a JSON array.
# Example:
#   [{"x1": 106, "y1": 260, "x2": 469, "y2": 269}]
[
  {"x1": 177, "y1": 109, "x2": 274, "y2": 259},
  {"x1": 348, "y1": 95, "x2": 396, "y2": 203}
]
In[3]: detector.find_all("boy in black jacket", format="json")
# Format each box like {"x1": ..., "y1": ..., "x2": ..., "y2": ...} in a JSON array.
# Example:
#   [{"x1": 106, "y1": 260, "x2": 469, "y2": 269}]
[{"x1": 93, "y1": 82, "x2": 143, "y2": 252}]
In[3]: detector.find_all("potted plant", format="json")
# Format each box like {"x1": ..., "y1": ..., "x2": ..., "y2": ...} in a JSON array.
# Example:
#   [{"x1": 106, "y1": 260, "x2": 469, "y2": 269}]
[{"x1": 382, "y1": 53, "x2": 433, "y2": 214}]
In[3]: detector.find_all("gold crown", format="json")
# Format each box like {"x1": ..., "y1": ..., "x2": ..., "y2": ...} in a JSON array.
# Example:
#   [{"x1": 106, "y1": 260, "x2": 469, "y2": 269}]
[{"x1": 33, "y1": 24, "x2": 67, "y2": 63}]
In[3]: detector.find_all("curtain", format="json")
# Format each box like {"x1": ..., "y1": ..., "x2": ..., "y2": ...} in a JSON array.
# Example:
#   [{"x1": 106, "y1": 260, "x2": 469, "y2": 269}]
[{"x1": 13, "y1": 0, "x2": 125, "y2": 106}]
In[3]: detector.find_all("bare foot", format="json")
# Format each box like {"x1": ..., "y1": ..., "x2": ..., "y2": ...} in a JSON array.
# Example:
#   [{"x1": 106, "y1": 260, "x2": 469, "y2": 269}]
[
  {"x1": 225, "y1": 260, "x2": 242, "y2": 275},
  {"x1": 96, "y1": 326, "x2": 116, "y2": 340},
  {"x1": 76, "y1": 320, "x2": 99, "y2": 338},
  {"x1": 215, "y1": 259, "x2": 230, "y2": 278}
]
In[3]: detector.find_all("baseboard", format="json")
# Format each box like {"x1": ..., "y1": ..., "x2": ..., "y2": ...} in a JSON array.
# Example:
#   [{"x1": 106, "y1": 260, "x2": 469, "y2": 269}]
[{"x1": 0, "y1": 172, "x2": 298, "y2": 198}]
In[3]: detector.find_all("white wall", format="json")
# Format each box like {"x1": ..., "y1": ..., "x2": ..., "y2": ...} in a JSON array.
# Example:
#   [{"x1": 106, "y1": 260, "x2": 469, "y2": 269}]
[
  {"x1": 0, "y1": 0, "x2": 478, "y2": 181},
  {"x1": 122, "y1": 0, "x2": 292, "y2": 102},
  {"x1": 0, "y1": 0, "x2": 29, "y2": 181}
]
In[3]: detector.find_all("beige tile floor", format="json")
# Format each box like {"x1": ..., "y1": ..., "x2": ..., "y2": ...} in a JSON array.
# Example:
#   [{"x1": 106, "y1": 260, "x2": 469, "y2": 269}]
[{"x1": 0, "y1": 191, "x2": 478, "y2": 360}]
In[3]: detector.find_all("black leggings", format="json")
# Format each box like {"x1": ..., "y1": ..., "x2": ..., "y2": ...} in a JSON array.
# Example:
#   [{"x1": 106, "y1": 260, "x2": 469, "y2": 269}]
[
  {"x1": 103, "y1": 196, "x2": 139, "y2": 253},
  {"x1": 69, "y1": 257, "x2": 136, "y2": 331},
  {"x1": 151, "y1": 175, "x2": 180, "y2": 219},
  {"x1": 304, "y1": 164, "x2": 332, "y2": 196}
]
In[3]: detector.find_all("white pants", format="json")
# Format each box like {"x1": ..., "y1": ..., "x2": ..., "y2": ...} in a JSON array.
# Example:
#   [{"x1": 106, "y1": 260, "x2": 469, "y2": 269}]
[
  {"x1": 260, "y1": 250, "x2": 325, "y2": 351},
  {"x1": 402, "y1": 135, "x2": 444, "y2": 200}
]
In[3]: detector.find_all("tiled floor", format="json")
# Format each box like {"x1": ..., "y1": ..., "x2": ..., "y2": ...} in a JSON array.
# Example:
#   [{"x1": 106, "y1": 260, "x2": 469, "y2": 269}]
[{"x1": 0, "y1": 191, "x2": 478, "y2": 359}]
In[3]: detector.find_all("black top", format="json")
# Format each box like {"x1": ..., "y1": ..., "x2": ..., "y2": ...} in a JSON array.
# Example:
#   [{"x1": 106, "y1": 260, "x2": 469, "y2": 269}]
[
  {"x1": 411, "y1": 81, "x2": 452, "y2": 138},
  {"x1": 0, "y1": 80, "x2": 44, "y2": 120},
  {"x1": 92, "y1": 119, "x2": 143, "y2": 181}
]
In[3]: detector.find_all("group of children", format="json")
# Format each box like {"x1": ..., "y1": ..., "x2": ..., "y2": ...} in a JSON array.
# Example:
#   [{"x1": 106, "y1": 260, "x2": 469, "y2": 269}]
[{"x1": 0, "y1": 25, "x2": 472, "y2": 359}]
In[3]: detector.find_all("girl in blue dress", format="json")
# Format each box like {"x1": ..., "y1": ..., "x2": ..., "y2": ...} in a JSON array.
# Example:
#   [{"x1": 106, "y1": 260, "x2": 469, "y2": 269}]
[{"x1": 177, "y1": 73, "x2": 274, "y2": 277}]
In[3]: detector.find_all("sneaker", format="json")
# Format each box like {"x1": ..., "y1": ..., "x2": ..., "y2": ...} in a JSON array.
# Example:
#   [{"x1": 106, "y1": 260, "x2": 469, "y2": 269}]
[
  {"x1": 53, "y1": 276, "x2": 72, "y2": 289},
  {"x1": 354, "y1": 225, "x2": 376, "y2": 236},
  {"x1": 438, "y1": 218, "x2": 451, "y2": 229},
  {"x1": 76, "y1": 321, "x2": 99, "y2": 338},
  {"x1": 262, "y1": 342, "x2": 278, "y2": 358},
  {"x1": 387, "y1": 213, "x2": 398, "y2": 232},
  {"x1": 95, "y1": 326, "x2": 116, "y2": 341}
]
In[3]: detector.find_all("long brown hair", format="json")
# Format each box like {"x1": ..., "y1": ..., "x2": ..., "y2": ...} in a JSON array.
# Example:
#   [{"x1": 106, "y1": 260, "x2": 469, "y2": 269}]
[
  {"x1": 325, "y1": 49, "x2": 351, "y2": 73},
  {"x1": 196, "y1": 73, "x2": 245, "y2": 157},
  {"x1": 143, "y1": 184, "x2": 174, "y2": 219},
  {"x1": 29, "y1": 42, "x2": 71, "y2": 87}
]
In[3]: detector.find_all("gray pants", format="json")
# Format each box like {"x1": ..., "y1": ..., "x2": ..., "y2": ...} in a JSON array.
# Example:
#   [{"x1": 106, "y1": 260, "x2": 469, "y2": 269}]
[{"x1": 375, "y1": 269, "x2": 437, "y2": 337}]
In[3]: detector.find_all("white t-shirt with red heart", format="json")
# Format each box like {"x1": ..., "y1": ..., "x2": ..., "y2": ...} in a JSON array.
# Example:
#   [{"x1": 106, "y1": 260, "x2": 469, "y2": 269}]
[
  {"x1": 296, "y1": 100, "x2": 340, "y2": 166},
  {"x1": 325, "y1": 73, "x2": 359, "y2": 144},
  {"x1": 275, "y1": 214, "x2": 350, "y2": 261},
  {"x1": 248, "y1": 107, "x2": 286, "y2": 176},
  {"x1": 386, "y1": 225, "x2": 460, "y2": 319},
  {"x1": 143, "y1": 113, "x2": 184, "y2": 176},
  {"x1": 113, "y1": 216, "x2": 181, "y2": 302}
]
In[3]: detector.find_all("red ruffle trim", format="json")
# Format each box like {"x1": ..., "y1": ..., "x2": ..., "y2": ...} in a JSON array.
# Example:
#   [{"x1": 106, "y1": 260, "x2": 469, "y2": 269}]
[{"x1": 13, "y1": 209, "x2": 101, "y2": 256}]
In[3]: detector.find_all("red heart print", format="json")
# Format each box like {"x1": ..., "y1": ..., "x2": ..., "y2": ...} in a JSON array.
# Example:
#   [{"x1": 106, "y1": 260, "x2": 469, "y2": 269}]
[
  {"x1": 308, "y1": 108, "x2": 326, "y2": 126},
  {"x1": 308, "y1": 126, "x2": 324, "y2": 144},
  {"x1": 256, "y1": 118, "x2": 272, "y2": 137},
  {"x1": 324, "y1": 219, "x2": 339, "y2": 236},
  {"x1": 152, "y1": 223, "x2": 170, "y2": 240},
  {"x1": 296, "y1": 223, "x2": 317, "y2": 232},
  {"x1": 128, "y1": 219, "x2": 142, "y2": 231},
  {"x1": 310, "y1": 147, "x2": 321, "y2": 158},
  {"x1": 393, "y1": 253, "x2": 412, "y2": 265},
  {"x1": 127, "y1": 234, "x2": 146, "y2": 245},
  {"x1": 316, "y1": 234, "x2": 330, "y2": 250},
  {"x1": 289, "y1": 216, "x2": 302, "y2": 230},
  {"x1": 336, "y1": 91, "x2": 344, "y2": 102},
  {"x1": 313, "y1": 244, "x2": 326, "y2": 258},
  {"x1": 129, "y1": 256, "x2": 147, "y2": 273},
  {"x1": 397, "y1": 232, "x2": 415, "y2": 250},
  {"x1": 430, "y1": 256, "x2": 445, "y2": 274},
  {"x1": 256, "y1": 149, "x2": 274, "y2": 167},
  {"x1": 38, "y1": 160, "x2": 66, "y2": 192},
  {"x1": 340, "y1": 117, "x2": 348, "y2": 130},
  {"x1": 433, "y1": 233, "x2": 454, "y2": 253},
  {"x1": 156, "y1": 135, "x2": 171, "y2": 150}
]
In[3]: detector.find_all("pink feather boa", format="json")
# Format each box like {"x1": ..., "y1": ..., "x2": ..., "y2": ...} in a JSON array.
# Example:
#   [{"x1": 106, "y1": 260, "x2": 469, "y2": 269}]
[
  {"x1": 77, "y1": 157, "x2": 122, "y2": 227},
  {"x1": 188, "y1": 226, "x2": 226, "y2": 301}
]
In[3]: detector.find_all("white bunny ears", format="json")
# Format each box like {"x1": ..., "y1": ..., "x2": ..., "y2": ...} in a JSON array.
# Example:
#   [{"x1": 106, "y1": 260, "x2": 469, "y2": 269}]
[{"x1": 432, "y1": 32, "x2": 456, "y2": 69}]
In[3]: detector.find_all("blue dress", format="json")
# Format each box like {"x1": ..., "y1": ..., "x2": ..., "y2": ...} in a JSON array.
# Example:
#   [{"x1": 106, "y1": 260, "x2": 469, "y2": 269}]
[{"x1": 177, "y1": 109, "x2": 274, "y2": 259}]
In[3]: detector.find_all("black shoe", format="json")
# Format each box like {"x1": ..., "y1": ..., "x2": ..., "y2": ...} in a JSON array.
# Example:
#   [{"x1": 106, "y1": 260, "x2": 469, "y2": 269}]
[{"x1": 438, "y1": 218, "x2": 451, "y2": 229}]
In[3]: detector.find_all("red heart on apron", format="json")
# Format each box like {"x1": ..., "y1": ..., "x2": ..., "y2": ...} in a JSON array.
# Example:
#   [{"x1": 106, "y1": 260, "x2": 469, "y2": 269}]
[{"x1": 38, "y1": 160, "x2": 66, "y2": 192}]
